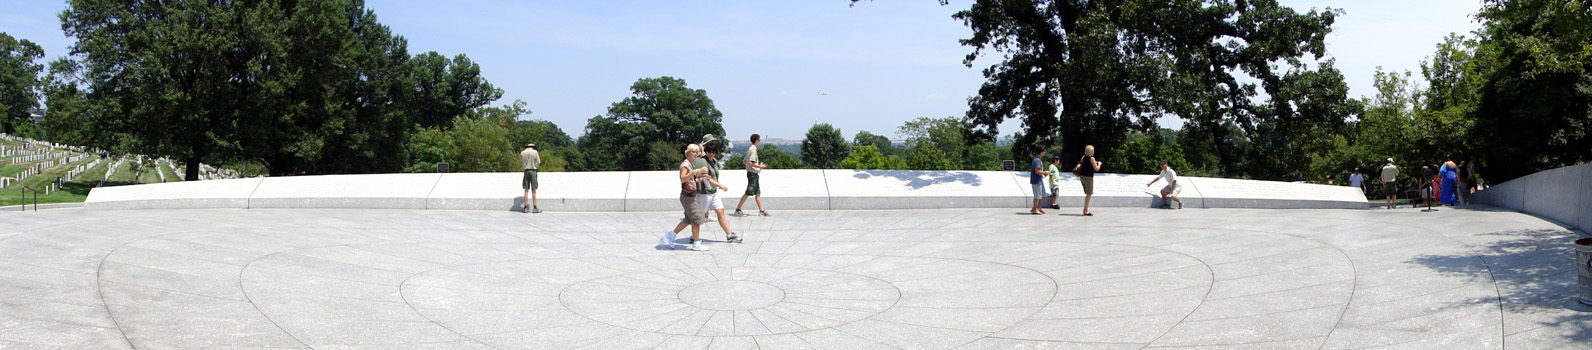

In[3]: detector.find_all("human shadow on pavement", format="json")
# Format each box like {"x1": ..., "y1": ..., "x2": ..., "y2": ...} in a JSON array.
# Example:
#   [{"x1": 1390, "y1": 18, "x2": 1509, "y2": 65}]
[
  {"x1": 1407, "y1": 227, "x2": 1592, "y2": 341},
  {"x1": 851, "y1": 170, "x2": 982, "y2": 189}
]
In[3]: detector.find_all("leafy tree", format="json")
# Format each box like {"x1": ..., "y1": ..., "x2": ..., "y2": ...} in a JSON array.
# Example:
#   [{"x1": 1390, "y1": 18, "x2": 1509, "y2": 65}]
[
  {"x1": 61, "y1": 0, "x2": 417, "y2": 178},
  {"x1": 1116, "y1": 132, "x2": 1191, "y2": 175},
  {"x1": 409, "y1": 51, "x2": 503, "y2": 128},
  {"x1": 1470, "y1": 0, "x2": 1592, "y2": 182},
  {"x1": 575, "y1": 77, "x2": 725, "y2": 171},
  {"x1": 801, "y1": 123, "x2": 849, "y2": 168},
  {"x1": 852, "y1": 130, "x2": 895, "y2": 156},
  {"x1": 905, "y1": 143, "x2": 957, "y2": 170},
  {"x1": 955, "y1": 0, "x2": 1353, "y2": 180},
  {"x1": 841, "y1": 145, "x2": 909, "y2": 169},
  {"x1": 756, "y1": 144, "x2": 804, "y2": 170},
  {"x1": 41, "y1": 58, "x2": 101, "y2": 147},
  {"x1": 0, "y1": 33, "x2": 45, "y2": 135},
  {"x1": 402, "y1": 127, "x2": 453, "y2": 173},
  {"x1": 447, "y1": 117, "x2": 516, "y2": 172}
]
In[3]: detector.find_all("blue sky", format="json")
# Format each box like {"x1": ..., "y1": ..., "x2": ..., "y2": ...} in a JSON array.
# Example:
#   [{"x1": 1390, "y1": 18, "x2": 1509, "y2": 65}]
[{"x1": 2, "y1": 0, "x2": 1482, "y2": 141}]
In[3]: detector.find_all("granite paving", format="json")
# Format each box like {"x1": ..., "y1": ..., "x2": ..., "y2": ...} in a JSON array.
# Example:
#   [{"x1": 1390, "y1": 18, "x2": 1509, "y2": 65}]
[{"x1": 0, "y1": 205, "x2": 1588, "y2": 349}]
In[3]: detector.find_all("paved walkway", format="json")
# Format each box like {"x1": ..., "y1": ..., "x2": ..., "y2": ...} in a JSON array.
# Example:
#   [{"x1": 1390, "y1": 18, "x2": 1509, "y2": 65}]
[{"x1": 0, "y1": 206, "x2": 1588, "y2": 349}]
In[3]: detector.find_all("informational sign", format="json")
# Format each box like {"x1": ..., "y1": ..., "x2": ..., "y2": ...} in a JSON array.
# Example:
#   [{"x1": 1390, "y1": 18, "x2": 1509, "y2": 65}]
[
  {"x1": 1001, "y1": 160, "x2": 1016, "y2": 171},
  {"x1": 436, "y1": 163, "x2": 450, "y2": 173}
]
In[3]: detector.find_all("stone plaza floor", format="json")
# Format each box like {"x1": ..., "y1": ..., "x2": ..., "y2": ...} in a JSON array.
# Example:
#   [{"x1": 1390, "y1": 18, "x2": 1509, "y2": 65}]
[{"x1": 0, "y1": 206, "x2": 1589, "y2": 349}]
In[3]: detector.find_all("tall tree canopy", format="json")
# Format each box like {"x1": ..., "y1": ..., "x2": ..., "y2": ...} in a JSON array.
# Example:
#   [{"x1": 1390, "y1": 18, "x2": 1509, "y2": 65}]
[
  {"x1": 1470, "y1": 0, "x2": 1592, "y2": 182},
  {"x1": 575, "y1": 76, "x2": 725, "y2": 171},
  {"x1": 409, "y1": 51, "x2": 503, "y2": 129},
  {"x1": 956, "y1": 0, "x2": 1353, "y2": 180},
  {"x1": 59, "y1": 0, "x2": 501, "y2": 177},
  {"x1": 801, "y1": 123, "x2": 850, "y2": 169},
  {"x1": 0, "y1": 32, "x2": 45, "y2": 135}
]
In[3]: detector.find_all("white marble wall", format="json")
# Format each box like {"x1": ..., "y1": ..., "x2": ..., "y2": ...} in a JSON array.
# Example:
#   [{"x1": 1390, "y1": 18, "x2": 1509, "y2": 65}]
[
  {"x1": 86, "y1": 169, "x2": 1373, "y2": 212},
  {"x1": 1476, "y1": 163, "x2": 1590, "y2": 232}
]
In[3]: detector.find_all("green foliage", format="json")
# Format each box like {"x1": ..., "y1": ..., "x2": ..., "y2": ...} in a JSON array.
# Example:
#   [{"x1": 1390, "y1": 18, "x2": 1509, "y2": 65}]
[
  {"x1": 905, "y1": 143, "x2": 956, "y2": 170},
  {"x1": 0, "y1": 32, "x2": 45, "y2": 135},
  {"x1": 956, "y1": 0, "x2": 1352, "y2": 180},
  {"x1": 59, "y1": 0, "x2": 429, "y2": 178},
  {"x1": 801, "y1": 123, "x2": 849, "y2": 168},
  {"x1": 894, "y1": 116, "x2": 1003, "y2": 170},
  {"x1": 840, "y1": 144, "x2": 909, "y2": 170},
  {"x1": 1116, "y1": 133, "x2": 1191, "y2": 175},
  {"x1": 410, "y1": 51, "x2": 503, "y2": 129},
  {"x1": 852, "y1": 130, "x2": 895, "y2": 156},
  {"x1": 574, "y1": 77, "x2": 725, "y2": 171},
  {"x1": 756, "y1": 144, "x2": 803, "y2": 170},
  {"x1": 1470, "y1": 0, "x2": 1592, "y2": 182}
]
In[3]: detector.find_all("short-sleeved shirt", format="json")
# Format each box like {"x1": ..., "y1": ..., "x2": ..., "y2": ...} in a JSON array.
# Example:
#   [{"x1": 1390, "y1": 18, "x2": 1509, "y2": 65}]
[
  {"x1": 745, "y1": 146, "x2": 761, "y2": 174},
  {"x1": 1158, "y1": 168, "x2": 1177, "y2": 185},
  {"x1": 519, "y1": 149, "x2": 540, "y2": 170},
  {"x1": 1046, "y1": 164, "x2": 1061, "y2": 187},
  {"x1": 1381, "y1": 165, "x2": 1398, "y2": 183},
  {"x1": 1030, "y1": 157, "x2": 1043, "y2": 184},
  {"x1": 692, "y1": 157, "x2": 717, "y2": 195},
  {"x1": 1349, "y1": 173, "x2": 1363, "y2": 187}
]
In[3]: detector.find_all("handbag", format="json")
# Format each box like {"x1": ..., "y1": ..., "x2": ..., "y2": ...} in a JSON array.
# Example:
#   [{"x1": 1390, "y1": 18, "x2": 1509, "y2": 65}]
[{"x1": 1071, "y1": 156, "x2": 1084, "y2": 177}]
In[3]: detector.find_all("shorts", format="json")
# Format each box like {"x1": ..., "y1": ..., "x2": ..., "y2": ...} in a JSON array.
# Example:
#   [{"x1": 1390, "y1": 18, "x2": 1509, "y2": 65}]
[
  {"x1": 680, "y1": 196, "x2": 705, "y2": 225},
  {"x1": 1382, "y1": 182, "x2": 1397, "y2": 196},
  {"x1": 522, "y1": 169, "x2": 538, "y2": 190},
  {"x1": 745, "y1": 172, "x2": 761, "y2": 196},
  {"x1": 1031, "y1": 182, "x2": 1045, "y2": 199},
  {"x1": 1161, "y1": 184, "x2": 1175, "y2": 194},
  {"x1": 697, "y1": 192, "x2": 724, "y2": 211},
  {"x1": 1080, "y1": 176, "x2": 1095, "y2": 195},
  {"x1": 1049, "y1": 186, "x2": 1059, "y2": 198}
]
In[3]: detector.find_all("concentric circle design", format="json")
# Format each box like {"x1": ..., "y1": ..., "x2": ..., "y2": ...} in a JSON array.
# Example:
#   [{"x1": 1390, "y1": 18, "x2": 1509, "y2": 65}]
[
  {"x1": 558, "y1": 267, "x2": 899, "y2": 336},
  {"x1": 679, "y1": 280, "x2": 783, "y2": 310}
]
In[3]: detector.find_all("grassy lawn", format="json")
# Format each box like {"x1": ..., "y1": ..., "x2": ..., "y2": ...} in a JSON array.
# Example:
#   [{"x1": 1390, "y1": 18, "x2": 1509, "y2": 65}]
[{"x1": 0, "y1": 155, "x2": 174, "y2": 207}]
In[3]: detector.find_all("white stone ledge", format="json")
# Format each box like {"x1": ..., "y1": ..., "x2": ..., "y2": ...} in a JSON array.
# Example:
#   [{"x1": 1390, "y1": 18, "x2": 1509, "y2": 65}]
[
  {"x1": 1475, "y1": 162, "x2": 1590, "y2": 232},
  {"x1": 85, "y1": 169, "x2": 1372, "y2": 211}
]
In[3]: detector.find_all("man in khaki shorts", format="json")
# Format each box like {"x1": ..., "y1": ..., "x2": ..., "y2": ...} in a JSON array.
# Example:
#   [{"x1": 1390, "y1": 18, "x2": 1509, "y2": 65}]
[{"x1": 520, "y1": 144, "x2": 541, "y2": 213}]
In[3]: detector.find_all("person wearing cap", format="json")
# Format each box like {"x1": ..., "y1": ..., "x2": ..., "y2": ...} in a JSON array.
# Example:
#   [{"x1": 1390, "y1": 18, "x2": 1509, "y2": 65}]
[
  {"x1": 1349, "y1": 168, "x2": 1365, "y2": 192},
  {"x1": 1380, "y1": 158, "x2": 1398, "y2": 209},
  {"x1": 694, "y1": 135, "x2": 740, "y2": 242},
  {"x1": 519, "y1": 144, "x2": 541, "y2": 213},
  {"x1": 1146, "y1": 160, "x2": 1181, "y2": 209}
]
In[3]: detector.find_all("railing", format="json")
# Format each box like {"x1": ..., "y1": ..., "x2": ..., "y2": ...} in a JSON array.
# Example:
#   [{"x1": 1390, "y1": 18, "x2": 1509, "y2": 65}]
[{"x1": 19, "y1": 185, "x2": 36, "y2": 212}]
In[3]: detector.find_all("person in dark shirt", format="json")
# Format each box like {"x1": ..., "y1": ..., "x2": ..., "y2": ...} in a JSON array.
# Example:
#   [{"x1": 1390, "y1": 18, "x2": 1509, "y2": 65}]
[{"x1": 1073, "y1": 145, "x2": 1102, "y2": 216}]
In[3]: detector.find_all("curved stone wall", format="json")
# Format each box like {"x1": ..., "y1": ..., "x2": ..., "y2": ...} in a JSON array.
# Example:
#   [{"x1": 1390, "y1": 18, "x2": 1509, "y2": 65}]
[
  {"x1": 84, "y1": 170, "x2": 1370, "y2": 211},
  {"x1": 1474, "y1": 162, "x2": 1591, "y2": 232}
]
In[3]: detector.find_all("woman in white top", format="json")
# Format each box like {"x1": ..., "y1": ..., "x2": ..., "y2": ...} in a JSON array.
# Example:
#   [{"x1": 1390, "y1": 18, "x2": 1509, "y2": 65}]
[{"x1": 659, "y1": 144, "x2": 711, "y2": 251}]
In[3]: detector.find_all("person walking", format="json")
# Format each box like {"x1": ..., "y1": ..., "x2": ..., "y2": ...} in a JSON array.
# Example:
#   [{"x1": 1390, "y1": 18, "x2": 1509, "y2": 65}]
[
  {"x1": 1029, "y1": 146, "x2": 1050, "y2": 215},
  {"x1": 1045, "y1": 156, "x2": 1063, "y2": 209},
  {"x1": 1146, "y1": 160, "x2": 1181, "y2": 209},
  {"x1": 659, "y1": 144, "x2": 710, "y2": 251},
  {"x1": 696, "y1": 138, "x2": 740, "y2": 243},
  {"x1": 734, "y1": 134, "x2": 769, "y2": 217},
  {"x1": 1073, "y1": 145, "x2": 1102, "y2": 216},
  {"x1": 1380, "y1": 158, "x2": 1398, "y2": 209},
  {"x1": 519, "y1": 144, "x2": 541, "y2": 214}
]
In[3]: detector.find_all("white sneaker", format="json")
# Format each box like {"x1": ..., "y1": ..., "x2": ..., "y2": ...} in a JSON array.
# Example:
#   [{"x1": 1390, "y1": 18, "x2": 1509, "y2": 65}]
[
  {"x1": 659, "y1": 231, "x2": 678, "y2": 249},
  {"x1": 689, "y1": 241, "x2": 709, "y2": 251},
  {"x1": 705, "y1": 216, "x2": 717, "y2": 222}
]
